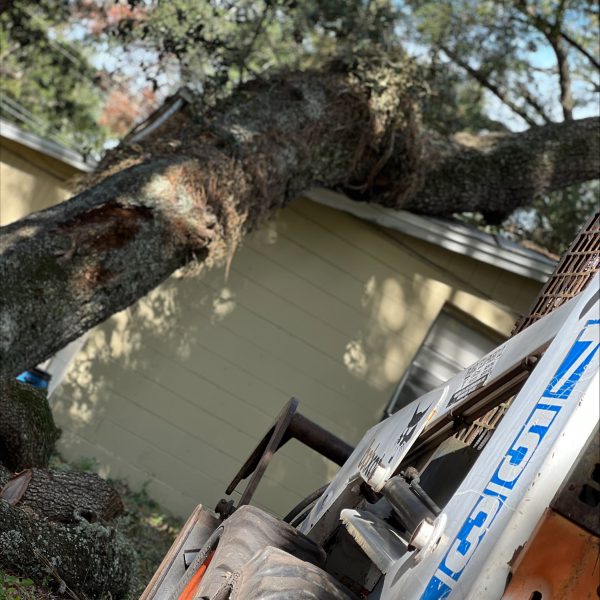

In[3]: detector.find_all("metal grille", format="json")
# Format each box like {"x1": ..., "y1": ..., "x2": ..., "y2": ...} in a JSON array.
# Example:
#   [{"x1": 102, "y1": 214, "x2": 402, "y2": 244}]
[
  {"x1": 512, "y1": 211, "x2": 600, "y2": 335},
  {"x1": 456, "y1": 211, "x2": 600, "y2": 446}
]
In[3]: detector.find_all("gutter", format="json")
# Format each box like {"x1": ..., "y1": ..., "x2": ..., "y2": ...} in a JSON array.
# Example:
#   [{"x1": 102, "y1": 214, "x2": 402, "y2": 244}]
[{"x1": 304, "y1": 188, "x2": 556, "y2": 283}]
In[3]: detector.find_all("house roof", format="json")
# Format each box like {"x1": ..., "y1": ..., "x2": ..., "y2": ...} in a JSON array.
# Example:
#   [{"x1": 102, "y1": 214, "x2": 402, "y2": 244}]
[
  {"x1": 0, "y1": 118, "x2": 97, "y2": 174},
  {"x1": 304, "y1": 188, "x2": 556, "y2": 283}
]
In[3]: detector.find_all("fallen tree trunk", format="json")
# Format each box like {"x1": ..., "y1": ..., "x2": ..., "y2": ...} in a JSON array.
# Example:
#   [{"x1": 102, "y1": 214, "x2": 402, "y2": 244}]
[
  {"x1": 0, "y1": 379, "x2": 59, "y2": 471},
  {"x1": 0, "y1": 60, "x2": 416, "y2": 377},
  {"x1": 0, "y1": 500, "x2": 134, "y2": 599},
  {"x1": 1, "y1": 468, "x2": 124, "y2": 523},
  {"x1": 0, "y1": 59, "x2": 598, "y2": 377}
]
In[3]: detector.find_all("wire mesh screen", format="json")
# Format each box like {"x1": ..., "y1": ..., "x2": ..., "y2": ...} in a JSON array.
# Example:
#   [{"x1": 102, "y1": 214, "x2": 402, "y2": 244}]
[
  {"x1": 456, "y1": 211, "x2": 600, "y2": 447},
  {"x1": 512, "y1": 211, "x2": 600, "y2": 336}
]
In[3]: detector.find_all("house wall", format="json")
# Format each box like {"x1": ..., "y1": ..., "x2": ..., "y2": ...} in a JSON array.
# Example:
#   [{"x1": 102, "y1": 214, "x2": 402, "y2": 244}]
[
  {"x1": 0, "y1": 141, "x2": 79, "y2": 225},
  {"x1": 51, "y1": 198, "x2": 543, "y2": 518}
]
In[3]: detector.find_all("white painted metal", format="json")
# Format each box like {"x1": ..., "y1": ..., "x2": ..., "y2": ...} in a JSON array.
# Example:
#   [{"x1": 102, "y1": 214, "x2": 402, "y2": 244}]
[
  {"x1": 383, "y1": 275, "x2": 599, "y2": 599},
  {"x1": 300, "y1": 289, "x2": 581, "y2": 535},
  {"x1": 0, "y1": 117, "x2": 97, "y2": 172},
  {"x1": 302, "y1": 274, "x2": 599, "y2": 600},
  {"x1": 340, "y1": 508, "x2": 407, "y2": 573}
]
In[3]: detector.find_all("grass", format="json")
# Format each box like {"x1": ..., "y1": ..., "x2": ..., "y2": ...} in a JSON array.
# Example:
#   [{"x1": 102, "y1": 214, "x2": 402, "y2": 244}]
[
  {"x1": 0, "y1": 573, "x2": 38, "y2": 600},
  {"x1": 112, "y1": 479, "x2": 182, "y2": 597},
  {"x1": 0, "y1": 455, "x2": 183, "y2": 600}
]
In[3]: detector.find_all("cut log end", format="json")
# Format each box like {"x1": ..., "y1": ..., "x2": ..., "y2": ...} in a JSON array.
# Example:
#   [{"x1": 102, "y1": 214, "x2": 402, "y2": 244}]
[
  {"x1": 0, "y1": 378, "x2": 60, "y2": 471},
  {"x1": 1, "y1": 468, "x2": 124, "y2": 523}
]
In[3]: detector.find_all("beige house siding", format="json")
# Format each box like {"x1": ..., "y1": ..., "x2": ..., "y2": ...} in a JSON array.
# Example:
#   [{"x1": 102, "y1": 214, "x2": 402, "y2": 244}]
[
  {"x1": 0, "y1": 141, "x2": 77, "y2": 225},
  {"x1": 52, "y1": 198, "x2": 542, "y2": 518}
]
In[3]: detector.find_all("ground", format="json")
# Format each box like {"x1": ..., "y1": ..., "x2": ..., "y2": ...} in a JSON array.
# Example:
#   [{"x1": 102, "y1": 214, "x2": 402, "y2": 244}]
[{"x1": 0, "y1": 454, "x2": 182, "y2": 600}]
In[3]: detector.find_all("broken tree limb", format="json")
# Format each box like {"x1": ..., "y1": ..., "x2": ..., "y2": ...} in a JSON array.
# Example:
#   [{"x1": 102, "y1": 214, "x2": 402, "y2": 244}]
[
  {"x1": 0, "y1": 59, "x2": 418, "y2": 377},
  {"x1": 0, "y1": 500, "x2": 135, "y2": 599},
  {"x1": 0, "y1": 379, "x2": 60, "y2": 471},
  {"x1": 1, "y1": 468, "x2": 124, "y2": 523}
]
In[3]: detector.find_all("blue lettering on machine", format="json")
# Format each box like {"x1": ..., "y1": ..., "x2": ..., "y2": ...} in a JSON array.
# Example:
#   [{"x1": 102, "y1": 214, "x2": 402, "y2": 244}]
[{"x1": 423, "y1": 318, "x2": 600, "y2": 599}]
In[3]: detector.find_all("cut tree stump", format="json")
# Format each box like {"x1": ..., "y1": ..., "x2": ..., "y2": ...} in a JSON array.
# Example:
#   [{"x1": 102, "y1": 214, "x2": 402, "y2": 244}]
[
  {"x1": 1, "y1": 468, "x2": 124, "y2": 523},
  {"x1": 0, "y1": 378, "x2": 60, "y2": 471}
]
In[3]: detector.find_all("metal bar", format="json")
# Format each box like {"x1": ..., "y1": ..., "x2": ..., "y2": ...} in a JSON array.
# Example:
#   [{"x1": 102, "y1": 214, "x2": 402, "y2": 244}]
[
  {"x1": 402, "y1": 355, "x2": 539, "y2": 465},
  {"x1": 223, "y1": 399, "x2": 354, "y2": 509},
  {"x1": 236, "y1": 400, "x2": 298, "y2": 506},
  {"x1": 288, "y1": 413, "x2": 354, "y2": 467}
]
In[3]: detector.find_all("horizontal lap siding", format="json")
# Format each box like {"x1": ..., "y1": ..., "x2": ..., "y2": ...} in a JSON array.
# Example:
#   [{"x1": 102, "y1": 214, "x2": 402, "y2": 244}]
[
  {"x1": 0, "y1": 146, "x2": 71, "y2": 225},
  {"x1": 52, "y1": 198, "x2": 541, "y2": 518}
]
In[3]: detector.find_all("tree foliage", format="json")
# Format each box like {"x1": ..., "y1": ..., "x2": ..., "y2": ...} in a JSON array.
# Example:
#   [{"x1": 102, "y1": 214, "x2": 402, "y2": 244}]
[
  {"x1": 0, "y1": 1, "x2": 108, "y2": 154},
  {"x1": 399, "y1": 0, "x2": 599, "y2": 252}
]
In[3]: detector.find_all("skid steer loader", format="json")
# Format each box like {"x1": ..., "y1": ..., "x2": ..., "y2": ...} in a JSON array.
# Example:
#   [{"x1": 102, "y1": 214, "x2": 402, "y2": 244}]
[{"x1": 143, "y1": 214, "x2": 599, "y2": 600}]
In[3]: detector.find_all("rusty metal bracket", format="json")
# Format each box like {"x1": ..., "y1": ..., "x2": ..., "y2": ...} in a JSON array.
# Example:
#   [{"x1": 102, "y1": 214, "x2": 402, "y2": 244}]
[{"x1": 223, "y1": 398, "x2": 354, "y2": 510}]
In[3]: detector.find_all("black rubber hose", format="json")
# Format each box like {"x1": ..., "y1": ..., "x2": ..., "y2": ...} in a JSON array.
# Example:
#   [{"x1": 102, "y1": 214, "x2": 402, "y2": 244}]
[
  {"x1": 283, "y1": 484, "x2": 329, "y2": 524},
  {"x1": 289, "y1": 504, "x2": 314, "y2": 528}
]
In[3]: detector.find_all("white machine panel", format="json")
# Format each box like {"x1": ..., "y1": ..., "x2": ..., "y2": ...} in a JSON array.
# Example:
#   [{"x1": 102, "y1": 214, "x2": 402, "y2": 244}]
[
  {"x1": 299, "y1": 281, "x2": 592, "y2": 536},
  {"x1": 383, "y1": 275, "x2": 599, "y2": 599},
  {"x1": 301, "y1": 276, "x2": 599, "y2": 600}
]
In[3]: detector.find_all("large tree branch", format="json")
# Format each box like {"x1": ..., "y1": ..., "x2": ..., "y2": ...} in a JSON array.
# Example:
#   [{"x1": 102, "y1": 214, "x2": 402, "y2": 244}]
[
  {"x1": 401, "y1": 117, "x2": 599, "y2": 218},
  {"x1": 0, "y1": 65, "x2": 598, "y2": 378},
  {"x1": 0, "y1": 62, "x2": 417, "y2": 377}
]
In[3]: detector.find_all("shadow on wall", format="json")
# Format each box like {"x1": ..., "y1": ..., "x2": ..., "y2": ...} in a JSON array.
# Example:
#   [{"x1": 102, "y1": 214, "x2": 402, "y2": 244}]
[{"x1": 52, "y1": 200, "x2": 500, "y2": 517}]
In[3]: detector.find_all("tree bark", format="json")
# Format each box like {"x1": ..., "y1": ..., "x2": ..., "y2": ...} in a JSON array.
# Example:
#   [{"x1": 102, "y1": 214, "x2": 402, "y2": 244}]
[
  {"x1": 0, "y1": 500, "x2": 134, "y2": 599},
  {"x1": 0, "y1": 64, "x2": 598, "y2": 377},
  {"x1": 547, "y1": 33, "x2": 574, "y2": 121},
  {"x1": 402, "y1": 117, "x2": 599, "y2": 220},
  {"x1": 0, "y1": 61, "x2": 418, "y2": 377},
  {"x1": 1, "y1": 468, "x2": 124, "y2": 523},
  {"x1": 0, "y1": 379, "x2": 60, "y2": 471},
  {"x1": 0, "y1": 464, "x2": 10, "y2": 488}
]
